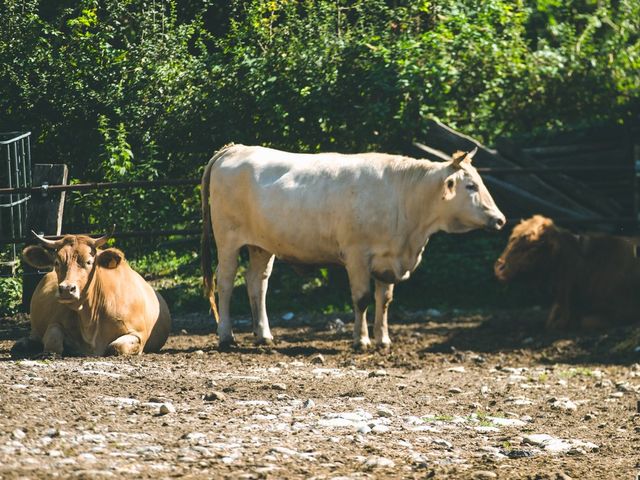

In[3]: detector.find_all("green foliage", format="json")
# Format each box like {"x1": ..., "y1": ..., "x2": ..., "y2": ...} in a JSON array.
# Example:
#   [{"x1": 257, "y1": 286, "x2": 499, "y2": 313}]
[{"x1": 0, "y1": 276, "x2": 22, "y2": 316}]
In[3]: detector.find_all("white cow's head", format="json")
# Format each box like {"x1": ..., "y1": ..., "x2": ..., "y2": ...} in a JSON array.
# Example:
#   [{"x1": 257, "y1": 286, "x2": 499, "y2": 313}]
[{"x1": 440, "y1": 148, "x2": 505, "y2": 233}]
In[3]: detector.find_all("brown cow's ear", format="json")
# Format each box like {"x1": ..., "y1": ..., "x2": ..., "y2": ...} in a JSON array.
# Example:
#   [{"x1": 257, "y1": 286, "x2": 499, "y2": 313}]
[
  {"x1": 22, "y1": 245, "x2": 55, "y2": 269},
  {"x1": 96, "y1": 248, "x2": 125, "y2": 269},
  {"x1": 442, "y1": 174, "x2": 457, "y2": 200}
]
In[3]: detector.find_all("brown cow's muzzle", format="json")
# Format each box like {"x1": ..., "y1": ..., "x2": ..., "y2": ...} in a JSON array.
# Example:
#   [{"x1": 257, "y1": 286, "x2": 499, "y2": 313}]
[
  {"x1": 494, "y1": 258, "x2": 508, "y2": 281},
  {"x1": 57, "y1": 282, "x2": 80, "y2": 302}
]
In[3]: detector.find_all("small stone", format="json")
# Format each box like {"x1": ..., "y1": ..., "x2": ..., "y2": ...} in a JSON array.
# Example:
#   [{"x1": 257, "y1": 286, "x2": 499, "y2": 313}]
[
  {"x1": 609, "y1": 391, "x2": 623, "y2": 398},
  {"x1": 194, "y1": 350, "x2": 204, "y2": 355},
  {"x1": 432, "y1": 438, "x2": 453, "y2": 449},
  {"x1": 371, "y1": 424, "x2": 390, "y2": 434},
  {"x1": 556, "y1": 473, "x2": 573, "y2": 480},
  {"x1": 159, "y1": 403, "x2": 175, "y2": 415},
  {"x1": 303, "y1": 399, "x2": 315, "y2": 409},
  {"x1": 364, "y1": 455, "x2": 395, "y2": 469},
  {"x1": 357, "y1": 425, "x2": 371, "y2": 434},
  {"x1": 203, "y1": 391, "x2": 226, "y2": 402},
  {"x1": 369, "y1": 369, "x2": 388, "y2": 378},
  {"x1": 472, "y1": 471, "x2": 497, "y2": 480},
  {"x1": 448, "y1": 387, "x2": 463, "y2": 394},
  {"x1": 310, "y1": 354, "x2": 325, "y2": 365},
  {"x1": 377, "y1": 406, "x2": 394, "y2": 418},
  {"x1": 282, "y1": 312, "x2": 294, "y2": 321},
  {"x1": 271, "y1": 383, "x2": 287, "y2": 391},
  {"x1": 180, "y1": 329, "x2": 188, "y2": 335},
  {"x1": 583, "y1": 412, "x2": 597, "y2": 420},
  {"x1": 448, "y1": 366, "x2": 466, "y2": 373},
  {"x1": 550, "y1": 398, "x2": 577, "y2": 412},
  {"x1": 12, "y1": 429, "x2": 26, "y2": 440}
]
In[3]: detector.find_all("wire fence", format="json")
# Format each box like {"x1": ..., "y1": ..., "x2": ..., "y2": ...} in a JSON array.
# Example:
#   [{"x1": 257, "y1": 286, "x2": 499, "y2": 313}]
[{"x1": 0, "y1": 163, "x2": 638, "y2": 247}]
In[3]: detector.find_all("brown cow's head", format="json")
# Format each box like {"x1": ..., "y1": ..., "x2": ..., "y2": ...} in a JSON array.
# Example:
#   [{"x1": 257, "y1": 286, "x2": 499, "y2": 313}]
[
  {"x1": 440, "y1": 148, "x2": 506, "y2": 233},
  {"x1": 22, "y1": 231, "x2": 124, "y2": 308},
  {"x1": 494, "y1": 215, "x2": 558, "y2": 282}
]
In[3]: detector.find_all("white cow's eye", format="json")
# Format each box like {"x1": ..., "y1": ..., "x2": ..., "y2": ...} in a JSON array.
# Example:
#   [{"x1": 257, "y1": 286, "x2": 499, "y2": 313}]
[{"x1": 466, "y1": 183, "x2": 478, "y2": 192}]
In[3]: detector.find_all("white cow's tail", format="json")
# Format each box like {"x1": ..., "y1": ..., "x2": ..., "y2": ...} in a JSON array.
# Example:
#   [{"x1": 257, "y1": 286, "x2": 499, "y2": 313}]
[{"x1": 201, "y1": 143, "x2": 235, "y2": 325}]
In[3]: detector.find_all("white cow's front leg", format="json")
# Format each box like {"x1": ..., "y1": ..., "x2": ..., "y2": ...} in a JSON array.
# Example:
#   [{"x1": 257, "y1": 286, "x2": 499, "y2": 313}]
[
  {"x1": 374, "y1": 280, "x2": 394, "y2": 349},
  {"x1": 346, "y1": 257, "x2": 372, "y2": 351},
  {"x1": 245, "y1": 246, "x2": 275, "y2": 345},
  {"x1": 105, "y1": 334, "x2": 142, "y2": 356},
  {"x1": 216, "y1": 246, "x2": 240, "y2": 349}
]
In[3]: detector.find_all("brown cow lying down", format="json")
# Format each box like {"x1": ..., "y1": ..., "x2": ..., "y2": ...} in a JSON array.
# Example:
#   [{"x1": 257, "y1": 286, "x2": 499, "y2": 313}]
[
  {"x1": 494, "y1": 215, "x2": 640, "y2": 330},
  {"x1": 12, "y1": 232, "x2": 172, "y2": 357}
]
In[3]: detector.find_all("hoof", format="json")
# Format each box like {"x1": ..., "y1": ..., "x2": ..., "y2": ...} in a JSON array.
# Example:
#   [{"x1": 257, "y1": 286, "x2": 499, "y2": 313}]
[
  {"x1": 254, "y1": 337, "x2": 274, "y2": 347},
  {"x1": 11, "y1": 338, "x2": 43, "y2": 358},
  {"x1": 352, "y1": 340, "x2": 372, "y2": 352},
  {"x1": 376, "y1": 342, "x2": 392, "y2": 352},
  {"x1": 218, "y1": 338, "x2": 238, "y2": 352},
  {"x1": 34, "y1": 351, "x2": 62, "y2": 360}
]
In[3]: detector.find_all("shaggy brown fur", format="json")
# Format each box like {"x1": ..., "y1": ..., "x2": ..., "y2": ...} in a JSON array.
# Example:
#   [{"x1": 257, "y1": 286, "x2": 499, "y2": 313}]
[{"x1": 495, "y1": 215, "x2": 640, "y2": 330}]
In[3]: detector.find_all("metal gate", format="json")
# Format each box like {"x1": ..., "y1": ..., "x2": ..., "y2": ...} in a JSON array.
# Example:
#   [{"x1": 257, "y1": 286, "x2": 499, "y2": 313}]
[{"x1": 0, "y1": 132, "x2": 31, "y2": 273}]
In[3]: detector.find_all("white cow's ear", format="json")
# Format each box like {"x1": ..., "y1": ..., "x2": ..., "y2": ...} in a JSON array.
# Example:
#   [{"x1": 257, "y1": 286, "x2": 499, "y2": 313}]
[
  {"x1": 22, "y1": 245, "x2": 55, "y2": 269},
  {"x1": 96, "y1": 248, "x2": 125, "y2": 269},
  {"x1": 442, "y1": 174, "x2": 457, "y2": 201}
]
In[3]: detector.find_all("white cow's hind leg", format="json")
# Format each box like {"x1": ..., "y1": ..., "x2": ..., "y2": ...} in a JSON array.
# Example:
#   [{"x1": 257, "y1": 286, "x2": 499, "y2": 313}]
[
  {"x1": 245, "y1": 246, "x2": 275, "y2": 345},
  {"x1": 346, "y1": 257, "x2": 372, "y2": 351},
  {"x1": 216, "y1": 246, "x2": 240, "y2": 349},
  {"x1": 374, "y1": 280, "x2": 394, "y2": 350},
  {"x1": 105, "y1": 334, "x2": 142, "y2": 356}
]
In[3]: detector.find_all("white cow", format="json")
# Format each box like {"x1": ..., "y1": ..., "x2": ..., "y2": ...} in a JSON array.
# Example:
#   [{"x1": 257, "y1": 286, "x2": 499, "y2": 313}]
[{"x1": 201, "y1": 144, "x2": 505, "y2": 350}]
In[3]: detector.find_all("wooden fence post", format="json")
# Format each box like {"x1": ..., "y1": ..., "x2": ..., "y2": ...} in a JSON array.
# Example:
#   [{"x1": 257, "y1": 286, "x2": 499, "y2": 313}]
[{"x1": 21, "y1": 164, "x2": 68, "y2": 312}]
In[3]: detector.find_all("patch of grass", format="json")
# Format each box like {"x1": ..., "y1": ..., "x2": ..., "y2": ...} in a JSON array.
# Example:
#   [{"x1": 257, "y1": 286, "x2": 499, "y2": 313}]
[{"x1": 558, "y1": 367, "x2": 594, "y2": 379}]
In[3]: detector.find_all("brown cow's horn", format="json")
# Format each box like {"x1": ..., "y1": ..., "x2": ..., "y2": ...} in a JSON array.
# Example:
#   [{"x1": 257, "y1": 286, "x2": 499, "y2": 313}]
[
  {"x1": 32, "y1": 230, "x2": 64, "y2": 249},
  {"x1": 93, "y1": 224, "x2": 115, "y2": 248}
]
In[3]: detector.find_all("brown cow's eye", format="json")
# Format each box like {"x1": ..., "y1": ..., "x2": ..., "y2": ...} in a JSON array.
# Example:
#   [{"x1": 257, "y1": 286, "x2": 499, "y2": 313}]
[{"x1": 86, "y1": 259, "x2": 93, "y2": 266}]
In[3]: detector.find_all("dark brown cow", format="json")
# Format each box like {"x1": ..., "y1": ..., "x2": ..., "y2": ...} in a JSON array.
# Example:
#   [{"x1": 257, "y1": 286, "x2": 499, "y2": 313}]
[
  {"x1": 494, "y1": 215, "x2": 640, "y2": 330},
  {"x1": 13, "y1": 232, "x2": 172, "y2": 357}
]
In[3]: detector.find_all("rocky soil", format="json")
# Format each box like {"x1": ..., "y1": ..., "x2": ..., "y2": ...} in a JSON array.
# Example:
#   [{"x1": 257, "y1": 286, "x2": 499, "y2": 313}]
[{"x1": 1, "y1": 308, "x2": 639, "y2": 479}]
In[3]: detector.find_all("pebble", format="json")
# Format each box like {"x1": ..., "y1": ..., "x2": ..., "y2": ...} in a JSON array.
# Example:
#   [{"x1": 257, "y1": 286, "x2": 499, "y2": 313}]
[
  {"x1": 369, "y1": 369, "x2": 388, "y2": 378},
  {"x1": 159, "y1": 403, "x2": 176, "y2": 415},
  {"x1": 281, "y1": 312, "x2": 294, "y2": 321},
  {"x1": 472, "y1": 471, "x2": 497, "y2": 480},
  {"x1": 364, "y1": 456, "x2": 395, "y2": 468},
  {"x1": 271, "y1": 383, "x2": 287, "y2": 391},
  {"x1": 203, "y1": 391, "x2": 226, "y2": 402},
  {"x1": 448, "y1": 366, "x2": 466, "y2": 373},
  {"x1": 550, "y1": 398, "x2": 577, "y2": 412},
  {"x1": 608, "y1": 391, "x2": 623, "y2": 398},
  {"x1": 12, "y1": 429, "x2": 26, "y2": 440},
  {"x1": 357, "y1": 425, "x2": 371, "y2": 434},
  {"x1": 432, "y1": 438, "x2": 453, "y2": 449},
  {"x1": 371, "y1": 424, "x2": 390, "y2": 434},
  {"x1": 310, "y1": 354, "x2": 325, "y2": 365},
  {"x1": 303, "y1": 399, "x2": 315, "y2": 409},
  {"x1": 448, "y1": 387, "x2": 463, "y2": 394},
  {"x1": 377, "y1": 406, "x2": 394, "y2": 418}
]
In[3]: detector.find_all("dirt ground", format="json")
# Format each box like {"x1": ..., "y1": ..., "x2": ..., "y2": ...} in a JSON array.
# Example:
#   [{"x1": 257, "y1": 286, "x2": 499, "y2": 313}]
[{"x1": 0, "y1": 308, "x2": 639, "y2": 479}]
